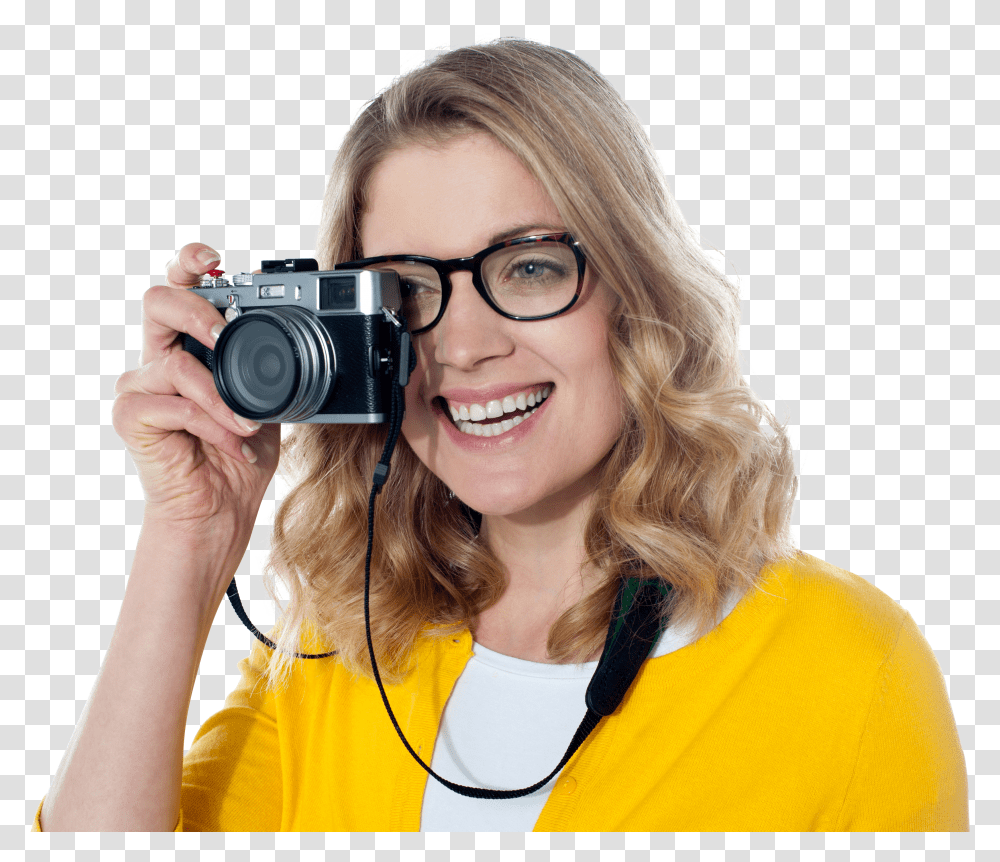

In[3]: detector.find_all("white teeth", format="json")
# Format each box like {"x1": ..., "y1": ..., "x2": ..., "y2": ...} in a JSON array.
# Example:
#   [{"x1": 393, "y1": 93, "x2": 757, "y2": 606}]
[{"x1": 448, "y1": 387, "x2": 550, "y2": 438}]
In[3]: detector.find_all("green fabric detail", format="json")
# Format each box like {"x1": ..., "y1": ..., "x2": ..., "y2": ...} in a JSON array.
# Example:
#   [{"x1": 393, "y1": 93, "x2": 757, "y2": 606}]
[{"x1": 609, "y1": 577, "x2": 670, "y2": 647}]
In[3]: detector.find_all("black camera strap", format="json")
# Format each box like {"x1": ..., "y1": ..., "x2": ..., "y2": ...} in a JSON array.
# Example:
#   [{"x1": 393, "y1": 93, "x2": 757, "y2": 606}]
[
  {"x1": 224, "y1": 306, "x2": 415, "y2": 660},
  {"x1": 225, "y1": 309, "x2": 673, "y2": 799}
]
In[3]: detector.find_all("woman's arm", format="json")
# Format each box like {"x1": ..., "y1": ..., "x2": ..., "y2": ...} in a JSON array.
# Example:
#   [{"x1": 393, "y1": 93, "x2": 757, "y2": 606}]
[
  {"x1": 39, "y1": 243, "x2": 281, "y2": 830},
  {"x1": 39, "y1": 521, "x2": 237, "y2": 831},
  {"x1": 835, "y1": 609, "x2": 969, "y2": 831}
]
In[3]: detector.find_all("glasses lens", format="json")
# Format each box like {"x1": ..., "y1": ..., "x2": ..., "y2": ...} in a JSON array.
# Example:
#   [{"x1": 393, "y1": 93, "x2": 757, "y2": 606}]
[
  {"x1": 482, "y1": 240, "x2": 579, "y2": 318},
  {"x1": 363, "y1": 261, "x2": 442, "y2": 331}
]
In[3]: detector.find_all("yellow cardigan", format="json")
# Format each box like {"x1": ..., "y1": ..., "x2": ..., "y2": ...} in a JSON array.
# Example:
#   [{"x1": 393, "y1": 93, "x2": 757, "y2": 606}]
[{"x1": 35, "y1": 553, "x2": 968, "y2": 831}]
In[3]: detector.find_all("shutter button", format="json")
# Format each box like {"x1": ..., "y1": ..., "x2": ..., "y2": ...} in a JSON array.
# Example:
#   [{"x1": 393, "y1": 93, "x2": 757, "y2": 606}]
[{"x1": 557, "y1": 776, "x2": 577, "y2": 795}]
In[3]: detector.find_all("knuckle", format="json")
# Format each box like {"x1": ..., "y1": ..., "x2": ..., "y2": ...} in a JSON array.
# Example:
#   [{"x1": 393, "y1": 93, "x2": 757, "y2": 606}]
[
  {"x1": 177, "y1": 397, "x2": 200, "y2": 424},
  {"x1": 164, "y1": 347, "x2": 192, "y2": 377},
  {"x1": 111, "y1": 391, "x2": 136, "y2": 429},
  {"x1": 168, "y1": 348, "x2": 220, "y2": 403},
  {"x1": 143, "y1": 283, "x2": 168, "y2": 306},
  {"x1": 205, "y1": 385, "x2": 226, "y2": 415},
  {"x1": 143, "y1": 285, "x2": 176, "y2": 323},
  {"x1": 185, "y1": 303, "x2": 208, "y2": 337},
  {"x1": 113, "y1": 369, "x2": 133, "y2": 395}
]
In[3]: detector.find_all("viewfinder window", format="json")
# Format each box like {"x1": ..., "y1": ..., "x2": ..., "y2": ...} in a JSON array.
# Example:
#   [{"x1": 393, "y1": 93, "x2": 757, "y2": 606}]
[{"x1": 319, "y1": 276, "x2": 357, "y2": 310}]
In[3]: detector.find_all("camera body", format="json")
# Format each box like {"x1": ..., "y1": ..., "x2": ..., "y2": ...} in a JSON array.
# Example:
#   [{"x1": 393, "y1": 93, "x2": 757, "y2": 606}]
[{"x1": 181, "y1": 258, "x2": 403, "y2": 424}]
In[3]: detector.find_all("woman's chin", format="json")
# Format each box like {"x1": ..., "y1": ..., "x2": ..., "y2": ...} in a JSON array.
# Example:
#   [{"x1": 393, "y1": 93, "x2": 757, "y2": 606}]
[
  {"x1": 452, "y1": 481, "x2": 590, "y2": 522},
  {"x1": 454, "y1": 492, "x2": 533, "y2": 519},
  {"x1": 449, "y1": 480, "x2": 547, "y2": 520}
]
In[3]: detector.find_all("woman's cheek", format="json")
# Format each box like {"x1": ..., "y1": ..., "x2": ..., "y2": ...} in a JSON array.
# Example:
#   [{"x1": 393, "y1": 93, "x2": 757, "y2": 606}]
[{"x1": 400, "y1": 361, "x2": 434, "y2": 456}]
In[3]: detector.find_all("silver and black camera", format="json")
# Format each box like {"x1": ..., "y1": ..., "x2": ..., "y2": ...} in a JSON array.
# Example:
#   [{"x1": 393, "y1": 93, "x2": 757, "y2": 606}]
[{"x1": 182, "y1": 258, "x2": 404, "y2": 423}]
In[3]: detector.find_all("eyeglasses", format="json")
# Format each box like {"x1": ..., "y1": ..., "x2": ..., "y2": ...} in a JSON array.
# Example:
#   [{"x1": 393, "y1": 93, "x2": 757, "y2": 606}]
[{"x1": 334, "y1": 233, "x2": 586, "y2": 334}]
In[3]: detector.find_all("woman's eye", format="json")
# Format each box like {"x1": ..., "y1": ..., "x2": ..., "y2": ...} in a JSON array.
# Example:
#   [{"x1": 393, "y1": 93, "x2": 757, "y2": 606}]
[
  {"x1": 401, "y1": 278, "x2": 438, "y2": 296},
  {"x1": 509, "y1": 258, "x2": 565, "y2": 279}
]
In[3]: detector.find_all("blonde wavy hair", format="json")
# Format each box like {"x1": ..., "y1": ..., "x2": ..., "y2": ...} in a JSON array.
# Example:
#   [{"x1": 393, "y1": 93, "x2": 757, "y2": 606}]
[{"x1": 260, "y1": 39, "x2": 798, "y2": 690}]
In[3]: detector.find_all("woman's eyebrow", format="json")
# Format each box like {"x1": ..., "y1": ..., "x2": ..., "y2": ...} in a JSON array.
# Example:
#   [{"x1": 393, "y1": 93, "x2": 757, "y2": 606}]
[
  {"x1": 487, "y1": 223, "x2": 566, "y2": 246},
  {"x1": 366, "y1": 224, "x2": 569, "y2": 260}
]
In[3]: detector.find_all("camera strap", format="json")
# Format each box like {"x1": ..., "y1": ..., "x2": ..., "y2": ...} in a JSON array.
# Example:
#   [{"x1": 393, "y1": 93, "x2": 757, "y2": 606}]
[
  {"x1": 225, "y1": 306, "x2": 415, "y2": 660},
  {"x1": 225, "y1": 309, "x2": 673, "y2": 799}
]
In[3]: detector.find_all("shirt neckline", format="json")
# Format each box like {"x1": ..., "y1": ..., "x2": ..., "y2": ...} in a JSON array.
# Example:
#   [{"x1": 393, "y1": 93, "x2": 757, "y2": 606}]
[
  {"x1": 469, "y1": 579, "x2": 753, "y2": 678},
  {"x1": 470, "y1": 641, "x2": 599, "y2": 678}
]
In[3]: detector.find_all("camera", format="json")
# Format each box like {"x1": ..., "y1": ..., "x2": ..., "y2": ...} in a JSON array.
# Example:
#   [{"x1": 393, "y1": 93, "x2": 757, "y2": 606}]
[{"x1": 181, "y1": 258, "x2": 404, "y2": 423}]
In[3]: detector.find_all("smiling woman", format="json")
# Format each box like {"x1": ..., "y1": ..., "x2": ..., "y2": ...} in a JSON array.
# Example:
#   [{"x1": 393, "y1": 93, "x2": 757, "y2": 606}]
[
  {"x1": 36, "y1": 39, "x2": 967, "y2": 833},
  {"x1": 367, "y1": 135, "x2": 624, "y2": 521},
  {"x1": 274, "y1": 42, "x2": 798, "y2": 682}
]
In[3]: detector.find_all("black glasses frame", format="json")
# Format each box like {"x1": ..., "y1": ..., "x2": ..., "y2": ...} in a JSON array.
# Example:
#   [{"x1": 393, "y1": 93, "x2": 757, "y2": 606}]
[{"x1": 334, "y1": 233, "x2": 587, "y2": 335}]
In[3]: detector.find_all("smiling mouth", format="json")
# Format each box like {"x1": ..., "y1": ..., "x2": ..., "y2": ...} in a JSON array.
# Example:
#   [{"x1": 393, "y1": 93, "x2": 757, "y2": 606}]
[{"x1": 436, "y1": 384, "x2": 553, "y2": 438}]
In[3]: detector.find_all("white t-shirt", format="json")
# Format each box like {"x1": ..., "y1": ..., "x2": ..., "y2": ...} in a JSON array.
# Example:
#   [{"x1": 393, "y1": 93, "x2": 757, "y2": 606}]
[{"x1": 420, "y1": 586, "x2": 747, "y2": 831}]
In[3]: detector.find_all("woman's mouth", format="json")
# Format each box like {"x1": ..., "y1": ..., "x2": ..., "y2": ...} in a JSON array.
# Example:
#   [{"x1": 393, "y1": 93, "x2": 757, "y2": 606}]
[{"x1": 436, "y1": 384, "x2": 553, "y2": 438}]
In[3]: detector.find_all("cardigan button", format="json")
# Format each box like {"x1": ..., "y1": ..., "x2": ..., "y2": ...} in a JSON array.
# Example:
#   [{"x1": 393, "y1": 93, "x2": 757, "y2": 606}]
[{"x1": 557, "y1": 776, "x2": 577, "y2": 795}]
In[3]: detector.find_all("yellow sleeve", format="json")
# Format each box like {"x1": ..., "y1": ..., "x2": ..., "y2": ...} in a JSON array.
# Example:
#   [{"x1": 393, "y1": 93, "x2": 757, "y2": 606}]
[
  {"x1": 179, "y1": 640, "x2": 283, "y2": 831},
  {"x1": 836, "y1": 609, "x2": 969, "y2": 831}
]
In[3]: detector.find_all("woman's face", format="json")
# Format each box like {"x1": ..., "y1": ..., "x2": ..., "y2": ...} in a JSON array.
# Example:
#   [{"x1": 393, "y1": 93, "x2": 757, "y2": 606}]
[{"x1": 360, "y1": 133, "x2": 624, "y2": 519}]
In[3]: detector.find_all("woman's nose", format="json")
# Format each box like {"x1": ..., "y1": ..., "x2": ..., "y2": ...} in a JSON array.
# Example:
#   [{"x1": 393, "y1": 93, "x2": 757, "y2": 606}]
[{"x1": 431, "y1": 272, "x2": 515, "y2": 370}]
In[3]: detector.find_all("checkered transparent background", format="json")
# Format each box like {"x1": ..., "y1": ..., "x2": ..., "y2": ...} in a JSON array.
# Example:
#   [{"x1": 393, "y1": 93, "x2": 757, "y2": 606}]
[{"x1": 2, "y1": 0, "x2": 997, "y2": 853}]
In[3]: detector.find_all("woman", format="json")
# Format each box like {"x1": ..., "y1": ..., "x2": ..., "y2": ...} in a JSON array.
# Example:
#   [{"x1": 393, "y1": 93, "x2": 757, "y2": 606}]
[{"x1": 37, "y1": 40, "x2": 967, "y2": 831}]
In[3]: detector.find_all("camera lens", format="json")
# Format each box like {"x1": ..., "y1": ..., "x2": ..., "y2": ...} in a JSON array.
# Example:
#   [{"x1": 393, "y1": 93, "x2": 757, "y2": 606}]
[
  {"x1": 213, "y1": 308, "x2": 335, "y2": 422},
  {"x1": 223, "y1": 318, "x2": 297, "y2": 414}
]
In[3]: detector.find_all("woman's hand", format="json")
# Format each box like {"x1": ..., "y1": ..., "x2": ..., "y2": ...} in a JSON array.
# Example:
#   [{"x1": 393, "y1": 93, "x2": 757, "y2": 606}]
[
  {"x1": 41, "y1": 245, "x2": 282, "y2": 832},
  {"x1": 112, "y1": 243, "x2": 281, "y2": 552}
]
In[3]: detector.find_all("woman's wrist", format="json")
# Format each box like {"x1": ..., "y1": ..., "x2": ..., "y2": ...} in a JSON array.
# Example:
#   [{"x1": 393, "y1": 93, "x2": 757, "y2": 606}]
[{"x1": 132, "y1": 512, "x2": 253, "y2": 616}]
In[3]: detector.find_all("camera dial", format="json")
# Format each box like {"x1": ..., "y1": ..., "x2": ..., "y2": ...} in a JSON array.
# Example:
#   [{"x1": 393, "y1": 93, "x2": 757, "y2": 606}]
[{"x1": 199, "y1": 269, "x2": 231, "y2": 289}]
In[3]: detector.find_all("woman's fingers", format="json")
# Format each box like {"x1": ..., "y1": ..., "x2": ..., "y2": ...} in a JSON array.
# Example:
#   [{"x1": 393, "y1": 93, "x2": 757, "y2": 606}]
[
  {"x1": 128, "y1": 244, "x2": 262, "y2": 466},
  {"x1": 112, "y1": 392, "x2": 253, "y2": 464},
  {"x1": 116, "y1": 348, "x2": 260, "y2": 439},
  {"x1": 140, "y1": 283, "x2": 227, "y2": 366},
  {"x1": 140, "y1": 243, "x2": 227, "y2": 365},
  {"x1": 165, "y1": 243, "x2": 222, "y2": 289}
]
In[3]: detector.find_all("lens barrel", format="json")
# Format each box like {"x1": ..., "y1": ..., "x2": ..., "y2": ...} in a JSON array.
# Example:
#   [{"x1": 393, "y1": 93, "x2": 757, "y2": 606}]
[{"x1": 212, "y1": 308, "x2": 335, "y2": 422}]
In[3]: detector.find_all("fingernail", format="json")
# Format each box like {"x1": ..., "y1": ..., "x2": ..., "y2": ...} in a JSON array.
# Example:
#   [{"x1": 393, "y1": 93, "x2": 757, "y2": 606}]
[
  {"x1": 197, "y1": 248, "x2": 221, "y2": 265},
  {"x1": 241, "y1": 442, "x2": 257, "y2": 463},
  {"x1": 211, "y1": 323, "x2": 224, "y2": 342},
  {"x1": 235, "y1": 413, "x2": 263, "y2": 433}
]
